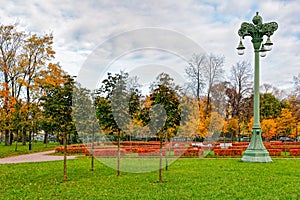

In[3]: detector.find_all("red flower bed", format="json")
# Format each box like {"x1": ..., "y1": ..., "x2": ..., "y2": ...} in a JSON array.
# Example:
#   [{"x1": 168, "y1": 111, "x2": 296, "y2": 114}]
[
  {"x1": 228, "y1": 146, "x2": 247, "y2": 151},
  {"x1": 55, "y1": 145, "x2": 87, "y2": 154},
  {"x1": 267, "y1": 149, "x2": 282, "y2": 156},
  {"x1": 232, "y1": 142, "x2": 249, "y2": 146},
  {"x1": 174, "y1": 147, "x2": 204, "y2": 157},
  {"x1": 138, "y1": 149, "x2": 166, "y2": 156},
  {"x1": 112, "y1": 141, "x2": 164, "y2": 146},
  {"x1": 264, "y1": 141, "x2": 282, "y2": 146},
  {"x1": 290, "y1": 149, "x2": 300, "y2": 156},
  {"x1": 265, "y1": 145, "x2": 300, "y2": 152},
  {"x1": 90, "y1": 149, "x2": 126, "y2": 157},
  {"x1": 214, "y1": 149, "x2": 242, "y2": 156},
  {"x1": 291, "y1": 149, "x2": 300, "y2": 156}
]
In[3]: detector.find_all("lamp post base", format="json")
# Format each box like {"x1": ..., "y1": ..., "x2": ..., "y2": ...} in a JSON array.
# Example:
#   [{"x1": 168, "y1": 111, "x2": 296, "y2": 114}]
[
  {"x1": 241, "y1": 149, "x2": 272, "y2": 162},
  {"x1": 241, "y1": 128, "x2": 272, "y2": 163}
]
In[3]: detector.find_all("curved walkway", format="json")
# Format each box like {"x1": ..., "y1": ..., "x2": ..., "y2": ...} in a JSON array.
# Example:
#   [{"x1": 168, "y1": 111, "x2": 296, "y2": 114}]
[{"x1": 0, "y1": 150, "x2": 76, "y2": 164}]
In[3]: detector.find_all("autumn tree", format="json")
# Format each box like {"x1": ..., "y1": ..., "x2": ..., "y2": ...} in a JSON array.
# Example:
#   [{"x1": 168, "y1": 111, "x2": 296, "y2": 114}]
[
  {"x1": 261, "y1": 119, "x2": 276, "y2": 141},
  {"x1": 288, "y1": 95, "x2": 300, "y2": 128},
  {"x1": 222, "y1": 118, "x2": 239, "y2": 141},
  {"x1": 226, "y1": 61, "x2": 253, "y2": 121},
  {"x1": 202, "y1": 54, "x2": 224, "y2": 115},
  {"x1": 185, "y1": 54, "x2": 206, "y2": 105},
  {"x1": 0, "y1": 25, "x2": 24, "y2": 145},
  {"x1": 178, "y1": 96, "x2": 209, "y2": 140},
  {"x1": 293, "y1": 72, "x2": 300, "y2": 98},
  {"x1": 37, "y1": 63, "x2": 67, "y2": 144},
  {"x1": 210, "y1": 82, "x2": 228, "y2": 117},
  {"x1": 208, "y1": 112, "x2": 225, "y2": 139},
  {"x1": 276, "y1": 108, "x2": 296, "y2": 139},
  {"x1": 185, "y1": 53, "x2": 224, "y2": 115},
  {"x1": 0, "y1": 24, "x2": 56, "y2": 146}
]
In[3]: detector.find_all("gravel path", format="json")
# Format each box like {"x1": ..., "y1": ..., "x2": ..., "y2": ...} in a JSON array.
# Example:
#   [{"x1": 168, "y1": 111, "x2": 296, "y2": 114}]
[{"x1": 0, "y1": 150, "x2": 76, "y2": 164}]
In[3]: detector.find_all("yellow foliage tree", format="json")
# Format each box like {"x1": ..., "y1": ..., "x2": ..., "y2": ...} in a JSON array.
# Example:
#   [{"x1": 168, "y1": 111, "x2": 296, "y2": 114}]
[
  {"x1": 208, "y1": 112, "x2": 225, "y2": 138},
  {"x1": 276, "y1": 108, "x2": 296, "y2": 138},
  {"x1": 222, "y1": 118, "x2": 239, "y2": 140},
  {"x1": 261, "y1": 119, "x2": 277, "y2": 141},
  {"x1": 178, "y1": 98, "x2": 209, "y2": 140}
]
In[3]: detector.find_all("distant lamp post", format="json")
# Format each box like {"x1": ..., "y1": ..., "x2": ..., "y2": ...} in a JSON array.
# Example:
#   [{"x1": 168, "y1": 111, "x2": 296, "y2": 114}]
[
  {"x1": 237, "y1": 12, "x2": 278, "y2": 162},
  {"x1": 28, "y1": 113, "x2": 33, "y2": 150}
]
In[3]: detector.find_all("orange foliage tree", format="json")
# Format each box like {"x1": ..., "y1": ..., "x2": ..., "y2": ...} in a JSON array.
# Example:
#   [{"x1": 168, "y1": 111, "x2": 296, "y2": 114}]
[
  {"x1": 222, "y1": 118, "x2": 239, "y2": 140},
  {"x1": 276, "y1": 108, "x2": 296, "y2": 139},
  {"x1": 261, "y1": 119, "x2": 277, "y2": 141}
]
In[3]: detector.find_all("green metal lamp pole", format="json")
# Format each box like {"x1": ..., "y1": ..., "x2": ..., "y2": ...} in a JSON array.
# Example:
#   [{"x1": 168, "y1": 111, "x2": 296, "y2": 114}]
[{"x1": 237, "y1": 12, "x2": 278, "y2": 162}]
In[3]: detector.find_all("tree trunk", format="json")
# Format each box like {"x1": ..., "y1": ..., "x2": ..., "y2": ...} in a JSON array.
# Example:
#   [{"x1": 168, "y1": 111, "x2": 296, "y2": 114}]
[
  {"x1": 206, "y1": 93, "x2": 211, "y2": 116},
  {"x1": 63, "y1": 131, "x2": 67, "y2": 181},
  {"x1": 22, "y1": 129, "x2": 26, "y2": 145},
  {"x1": 44, "y1": 131, "x2": 48, "y2": 145},
  {"x1": 15, "y1": 130, "x2": 18, "y2": 151},
  {"x1": 159, "y1": 138, "x2": 163, "y2": 183},
  {"x1": 165, "y1": 139, "x2": 169, "y2": 171},
  {"x1": 59, "y1": 134, "x2": 63, "y2": 145},
  {"x1": 5, "y1": 130, "x2": 10, "y2": 146},
  {"x1": 9, "y1": 132, "x2": 14, "y2": 145},
  {"x1": 117, "y1": 133, "x2": 121, "y2": 176},
  {"x1": 15, "y1": 140, "x2": 18, "y2": 151},
  {"x1": 91, "y1": 126, "x2": 95, "y2": 171}
]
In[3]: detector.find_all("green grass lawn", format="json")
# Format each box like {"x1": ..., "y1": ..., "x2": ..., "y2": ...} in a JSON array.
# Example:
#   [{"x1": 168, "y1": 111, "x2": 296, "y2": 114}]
[
  {"x1": 0, "y1": 142, "x2": 60, "y2": 158},
  {"x1": 0, "y1": 157, "x2": 300, "y2": 200}
]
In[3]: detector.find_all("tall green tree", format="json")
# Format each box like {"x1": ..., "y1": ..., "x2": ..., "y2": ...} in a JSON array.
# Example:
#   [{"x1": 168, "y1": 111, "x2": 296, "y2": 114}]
[
  {"x1": 260, "y1": 93, "x2": 288, "y2": 120},
  {"x1": 147, "y1": 73, "x2": 180, "y2": 182},
  {"x1": 95, "y1": 71, "x2": 141, "y2": 176},
  {"x1": 73, "y1": 85, "x2": 101, "y2": 171},
  {"x1": 41, "y1": 75, "x2": 75, "y2": 181}
]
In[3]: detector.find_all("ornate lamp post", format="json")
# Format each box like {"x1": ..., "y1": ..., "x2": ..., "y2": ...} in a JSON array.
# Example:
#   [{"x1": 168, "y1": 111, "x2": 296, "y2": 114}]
[{"x1": 237, "y1": 12, "x2": 278, "y2": 162}]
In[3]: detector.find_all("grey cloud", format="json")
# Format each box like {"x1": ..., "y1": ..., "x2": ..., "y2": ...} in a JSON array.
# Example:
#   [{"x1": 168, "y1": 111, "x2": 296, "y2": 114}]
[{"x1": 1, "y1": 0, "x2": 299, "y2": 91}]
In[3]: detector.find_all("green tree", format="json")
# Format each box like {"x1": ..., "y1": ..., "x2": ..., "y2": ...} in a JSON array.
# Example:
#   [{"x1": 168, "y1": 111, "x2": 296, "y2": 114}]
[
  {"x1": 95, "y1": 71, "x2": 141, "y2": 176},
  {"x1": 73, "y1": 86, "x2": 101, "y2": 171},
  {"x1": 146, "y1": 73, "x2": 180, "y2": 182},
  {"x1": 41, "y1": 75, "x2": 75, "y2": 181},
  {"x1": 260, "y1": 93, "x2": 287, "y2": 120}
]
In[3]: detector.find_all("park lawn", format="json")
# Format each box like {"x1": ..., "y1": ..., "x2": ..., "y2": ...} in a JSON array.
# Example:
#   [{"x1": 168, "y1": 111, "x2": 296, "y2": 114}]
[
  {"x1": 0, "y1": 142, "x2": 60, "y2": 158},
  {"x1": 0, "y1": 157, "x2": 300, "y2": 199}
]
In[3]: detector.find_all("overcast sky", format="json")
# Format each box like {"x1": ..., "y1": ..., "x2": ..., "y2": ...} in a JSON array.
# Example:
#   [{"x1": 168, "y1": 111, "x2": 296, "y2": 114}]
[{"x1": 1, "y1": 0, "x2": 300, "y2": 93}]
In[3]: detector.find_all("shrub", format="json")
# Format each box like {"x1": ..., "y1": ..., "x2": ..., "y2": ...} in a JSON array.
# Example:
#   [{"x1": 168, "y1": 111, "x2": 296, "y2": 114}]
[
  {"x1": 214, "y1": 149, "x2": 242, "y2": 156},
  {"x1": 267, "y1": 149, "x2": 282, "y2": 156},
  {"x1": 290, "y1": 149, "x2": 300, "y2": 156}
]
